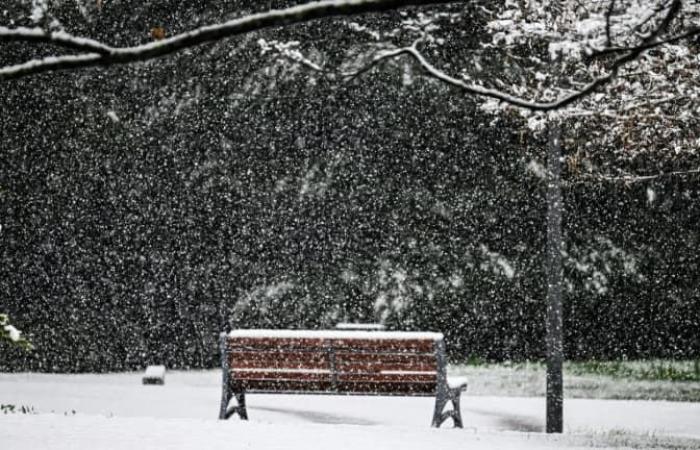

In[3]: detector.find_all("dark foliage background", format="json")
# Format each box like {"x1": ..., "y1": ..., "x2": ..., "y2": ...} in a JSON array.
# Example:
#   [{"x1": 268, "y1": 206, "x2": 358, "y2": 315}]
[{"x1": 1, "y1": 0, "x2": 698, "y2": 371}]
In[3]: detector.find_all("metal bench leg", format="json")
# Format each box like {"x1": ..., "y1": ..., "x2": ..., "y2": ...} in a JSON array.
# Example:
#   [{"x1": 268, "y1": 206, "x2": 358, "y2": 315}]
[
  {"x1": 432, "y1": 388, "x2": 464, "y2": 428},
  {"x1": 448, "y1": 388, "x2": 463, "y2": 428},
  {"x1": 234, "y1": 391, "x2": 248, "y2": 420},
  {"x1": 223, "y1": 390, "x2": 248, "y2": 420},
  {"x1": 431, "y1": 339, "x2": 464, "y2": 428},
  {"x1": 219, "y1": 381, "x2": 232, "y2": 420},
  {"x1": 432, "y1": 390, "x2": 449, "y2": 427},
  {"x1": 219, "y1": 333, "x2": 249, "y2": 421}
]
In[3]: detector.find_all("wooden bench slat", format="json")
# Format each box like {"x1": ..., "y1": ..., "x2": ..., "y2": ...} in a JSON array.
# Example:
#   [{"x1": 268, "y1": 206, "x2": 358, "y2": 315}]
[
  {"x1": 336, "y1": 373, "x2": 436, "y2": 383},
  {"x1": 229, "y1": 349, "x2": 328, "y2": 358},
  {"x1": 229, "y1": 351, "x2": 329, "y2": 370},
  {"x1": 335, "y1": 382, "x2": 437, "y2": 395},
  {"x1": 335, "y1": 351, "x2": 436, "y2": 374},
  {"x1": 229, "y1": 337, "x2": 327, "y2": 349},
  {"x1": 336, "y1": 362, "x2": 437, "y2": 373},
  {"x1": 232, "y1": 380, "x2": 334, "y2": 392},
  {"x1": 232, "y1": 380, "x2": 437, "y2": 395},
  {"x1": 331, "y1": 339, "x2": 435, "y2": 352},
  {"x1": 335, "y1": 352, "x2": 435, "y2": 364},
  {"x1": 231, "y1": 370, "x2": 331, "y2": 381},
  {"x1": 231, "y1": 361, "x2": 434, "y2": 374},
  {"x1": 231, "y1": 359, "x2": 330, "y2": 370},
  {"x1": 333, "y1": 352, "x2": 436, "y2": 362}
]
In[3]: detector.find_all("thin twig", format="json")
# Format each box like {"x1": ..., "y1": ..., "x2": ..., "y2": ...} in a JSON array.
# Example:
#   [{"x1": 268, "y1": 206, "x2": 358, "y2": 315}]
[
  {"x1": 590, "y1": 25, "x2": 700, "y2": 58},
  {"x1": 605, "y1": 0, "x2": 617, "y2": 48},
  {"x1": 570, "y1": 167, "x2": 700, "y2": 185}
]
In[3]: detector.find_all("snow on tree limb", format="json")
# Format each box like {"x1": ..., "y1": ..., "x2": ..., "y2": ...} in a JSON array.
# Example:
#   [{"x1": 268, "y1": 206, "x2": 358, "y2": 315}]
[
  {"x1": 266, "y1": 0, "x2": 697, "y2": 112},
  {"x1": 258, "y1": 0, "x2": 700, "y2": 114},
  {"x1": 0, "y1": 53, "x2": 103, "y2": 80},
  {"x1": 1, "y1": 0, "x2": 699, "y2": 117},
  {"x1": 0, "y1": 0, "x2": 456, "y2": 81},
  {"x1": 0, "y1": 26, "x2": 112, "y2": 54}
]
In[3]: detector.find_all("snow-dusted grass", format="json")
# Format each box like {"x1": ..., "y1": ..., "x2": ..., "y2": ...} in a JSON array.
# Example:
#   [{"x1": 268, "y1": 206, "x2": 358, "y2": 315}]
[
  {"x1": 452, "y1": 361, "x2": 700, "y2": 402},
  {"x1": 568, "y1": 359, "x2": 700, "y2": 382},
  {"x1": 1, "y1": 370, "x2": 700, "y2": 449}
]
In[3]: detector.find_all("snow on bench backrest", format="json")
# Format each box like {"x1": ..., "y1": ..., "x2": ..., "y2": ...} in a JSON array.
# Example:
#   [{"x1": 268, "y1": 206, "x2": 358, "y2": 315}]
[
  {"x1": 227, "y1": 329, "x2": 443, "y2": 341},
  {"x1": 335, "y1": 323, "x2": 385, "y2": 331}
]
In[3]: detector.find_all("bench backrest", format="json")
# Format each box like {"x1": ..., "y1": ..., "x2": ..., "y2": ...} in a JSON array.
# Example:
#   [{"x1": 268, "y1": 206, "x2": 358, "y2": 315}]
[{"x1": 222, "y1": 330, "x2": 446, "y2": 396}]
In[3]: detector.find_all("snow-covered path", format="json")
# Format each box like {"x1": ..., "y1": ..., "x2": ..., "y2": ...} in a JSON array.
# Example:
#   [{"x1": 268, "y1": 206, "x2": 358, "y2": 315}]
[{"x1": 1, "y1": 371, "x2": 699, "y2": 449}]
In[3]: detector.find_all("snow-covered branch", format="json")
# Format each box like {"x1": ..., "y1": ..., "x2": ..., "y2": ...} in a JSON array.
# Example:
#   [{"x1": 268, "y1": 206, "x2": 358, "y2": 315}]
[
  {"x1": 3, "y1": 0, "x2": 699, "y2": 118},
  {"x1": 256, "y1": 0, "x2": 699, "y2": 116},
  {"x1": 0, "y1": 26, "x2": 112, "y2": 54},
  {"x1": 0, "y1": 0, "x2": 456, "y2": 81},
  {"x1": 401, "y1": 0, "x2": 689, "y2": 111}
]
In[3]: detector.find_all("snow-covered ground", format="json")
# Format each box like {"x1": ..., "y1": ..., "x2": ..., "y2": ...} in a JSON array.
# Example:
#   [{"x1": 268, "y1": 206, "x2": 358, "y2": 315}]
[{"x1": 1, "y1": 371, "x2": 699, "y2": 449}]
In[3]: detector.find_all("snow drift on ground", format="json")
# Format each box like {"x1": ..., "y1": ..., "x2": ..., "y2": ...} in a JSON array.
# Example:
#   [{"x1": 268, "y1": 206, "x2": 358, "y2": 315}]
[{"x1": 1, "y1": 370, "x2": 699, "y2": 449}]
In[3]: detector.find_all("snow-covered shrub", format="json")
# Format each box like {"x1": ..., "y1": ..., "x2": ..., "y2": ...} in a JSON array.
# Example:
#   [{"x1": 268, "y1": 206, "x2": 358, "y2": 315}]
[{"x1": 0, "y1": 313, "x2": 33, "y2": 351}]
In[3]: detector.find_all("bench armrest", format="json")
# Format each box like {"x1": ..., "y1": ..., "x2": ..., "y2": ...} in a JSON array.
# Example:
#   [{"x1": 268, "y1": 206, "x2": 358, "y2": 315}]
[{"x1": 447, "y1": 376, "x2": 468, "y2": 391}]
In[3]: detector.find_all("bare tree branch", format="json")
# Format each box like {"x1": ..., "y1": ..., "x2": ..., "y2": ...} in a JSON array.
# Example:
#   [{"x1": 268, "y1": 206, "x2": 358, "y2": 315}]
[
  {"x1": 274, "y1": 0, "x2": 691, "y2": 111},
  {"x1": 0, "y1": 27, "x2": 112, "y2": 54},
  {"x1": 0, "y1": 0, "x2": 692, "y2": 113},
  {"x1": 0, "y1": 53, "x2": 103, "y2": 81},
  {"x1": 0, "y1": 0, "x2": 455, "y2": 81},
  {"x1": 605, "y1": 0, "x2": 617, "y2": 47},
  {"x1": 352, "y1": 41, "x2": 661, "y2": 111},
  {"x1": 341, "y1": 45, "x2": 415, "y2": 80},
  {"x1": 389, "y1": 0, "x2": 686, "y2": 111},
  {"x1": 590, "y1": 25, "x2": 700, "y2": 58}
]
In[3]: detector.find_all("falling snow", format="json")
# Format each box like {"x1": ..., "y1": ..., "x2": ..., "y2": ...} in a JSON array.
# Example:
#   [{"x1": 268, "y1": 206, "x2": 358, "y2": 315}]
[{"x1": 1, "y1": 1, "x2": 699, "y2": 449}]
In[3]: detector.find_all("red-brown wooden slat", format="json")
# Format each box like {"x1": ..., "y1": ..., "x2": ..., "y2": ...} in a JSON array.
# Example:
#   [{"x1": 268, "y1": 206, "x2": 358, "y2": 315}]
[
  {"x1": 335, "y1": 351, "x2": 436, "y2": 374},
  {"x1": 229, "y1": 351, "x2": 329, "y2": 370},
  {"x1": 330, "y1": 338, "x2": 435, "y2": 352},
  {"x1": 229, "y1": 337, "x2": 327, "y2": 350},
  {"x1": 231, "y1": 370, "x2": 331, "y2": 381},
  {"x1": 232, "y1": 380, "x2": 334, "y2": 392},
  {"x1": 231, "y1": 359, "x2": 329, "y2": 371},
  {"x1": 334, "y1": 352, "x2": 435, "y2": 364},
  {"x1": 232, "y1": 380, "x2": 436, "y2": 395},
  {"x1": 229, "y1": 350, "x2": 328, "y2": 358},
  {"x1": 336, "y1": 373, "x2": 436, "y2": 384},
  {"x1": 335, "y1": 382, "x2": 436, "y2": 395},
  {"x1": 335, "y1": 362, "x2": 436, "y2": 373}
]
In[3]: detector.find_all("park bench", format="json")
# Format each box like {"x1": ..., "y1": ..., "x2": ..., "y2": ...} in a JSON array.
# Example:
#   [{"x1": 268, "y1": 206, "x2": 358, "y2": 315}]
[{"x1": 218, "y1": 329, "x2": 467, "y2": 427}]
